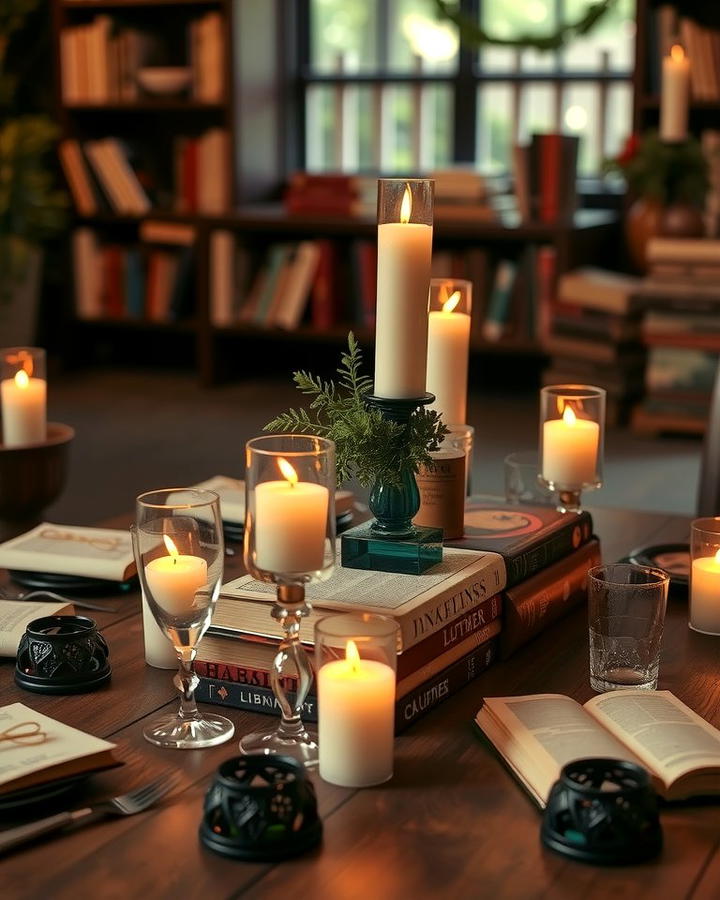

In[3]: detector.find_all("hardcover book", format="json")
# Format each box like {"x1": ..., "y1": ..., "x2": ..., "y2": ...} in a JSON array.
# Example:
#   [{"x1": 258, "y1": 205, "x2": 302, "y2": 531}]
[{"x1": 445, "y1": 502, "x2": 593, "y2": 587}]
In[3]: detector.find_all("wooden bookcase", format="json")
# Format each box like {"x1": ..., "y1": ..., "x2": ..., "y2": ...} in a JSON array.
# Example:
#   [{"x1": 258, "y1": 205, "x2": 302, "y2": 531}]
[{"x1": 52, "y1": 0, "x2": 619, "y2": 385}]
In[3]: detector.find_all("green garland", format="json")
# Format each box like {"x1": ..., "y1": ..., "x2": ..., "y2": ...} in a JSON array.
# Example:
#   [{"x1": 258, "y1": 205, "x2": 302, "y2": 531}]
[{"x1": 432, "y1": 0, "x2": 620, "y2": 52}]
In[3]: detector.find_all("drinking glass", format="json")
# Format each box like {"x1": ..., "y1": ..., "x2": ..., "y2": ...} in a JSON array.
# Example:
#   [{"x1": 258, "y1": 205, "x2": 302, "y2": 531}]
[
  {"x1": 504, "y1": 451, "x2": 555, "y2": 505},
  {"x1": 588, "y1": 564, "x2": 669, "y2": 693},
  {"x1": 132, "y1": 488, "x2": 234, "y2": 749},
  {"x1": 242, "y1": 435, "x2": 336, "y2": 767}
]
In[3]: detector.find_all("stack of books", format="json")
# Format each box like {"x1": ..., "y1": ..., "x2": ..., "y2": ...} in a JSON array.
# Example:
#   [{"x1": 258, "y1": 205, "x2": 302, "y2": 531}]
[
  {"x1": 195, "y1": 502, "x2": 600, "y2": 731},
  {"x1": 513, "y1": 134, "x2": 579, "y2": 223},
  {"x1": 431, "y1": 169, "x2": 496, "y2": 221},
  {"x1": 542, "y1": 268, "x2": 643, "y2": 425}
]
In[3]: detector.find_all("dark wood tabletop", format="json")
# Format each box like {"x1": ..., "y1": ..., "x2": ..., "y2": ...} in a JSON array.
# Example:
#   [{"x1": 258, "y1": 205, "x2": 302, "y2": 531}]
[{"x1": 2, "y1": 506, "x2": 719, "y2": 900}]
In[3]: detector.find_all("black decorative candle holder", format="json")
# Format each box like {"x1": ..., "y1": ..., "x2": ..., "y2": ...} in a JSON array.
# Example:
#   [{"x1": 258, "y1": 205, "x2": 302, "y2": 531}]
[
  {"x1": 541, "y1": 758, "x2": 663, "y2": 865},
  {"x1": 15, "y1": 615, "x2": 111, "y2": 694},
  {"x1": 199, "y1": 755, "x2": 322, "y2": 861},
  {"x1": 341, "y1": 393, "x2": 443, "y2": 574}
]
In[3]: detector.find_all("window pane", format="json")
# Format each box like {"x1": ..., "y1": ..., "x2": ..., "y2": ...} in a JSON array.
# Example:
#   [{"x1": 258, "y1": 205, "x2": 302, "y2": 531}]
[
  {"x1": 305, "y1": 85, "x2": 336, "y2": 171},
  {"x1": 605, "y1": 83, "x2": 632, "y2": 158},
  {"x1": 519, "y1": 82, "x2": 557, "y2": 144},
  {"x1": 479, "y1": 0, "x2": 557, "y2": 72},
  {"x1": 476, "y1": 84, "x2": 513, "y2": 174},
  {"x1": 310, "y1": 0, "x2": 378, "y2": 73},
  {"x1": 562, "y1": 83, "x2": 600, "y2": 174},
  {"x1": 388, "y1": 0, "x2": 458, "y2": 73},
  {"x1": 562, "y1": 0, "x2": 636, "y2": 72}
]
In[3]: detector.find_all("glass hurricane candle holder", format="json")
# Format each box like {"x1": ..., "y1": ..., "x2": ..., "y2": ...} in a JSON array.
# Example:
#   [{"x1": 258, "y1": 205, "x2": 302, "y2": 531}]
[
  {"x1": 539, "y1": 385, "x2": 605, "y2": 513},
  {"x1": 315, "y1": 613, "x2": 399, "y2": 787},
  {"x1": 132, "y1": 488, "x2": 234, "y2": 749},
  {"x1": 1, "y1": 347, "x2": 46, "y2": 447},
  {"x1": 690, "y1": 517, "x2": 720, "y2": 635},
  {"x1": 243, "y1": 435, "x2": 336, "y2": 767},
  {"x1": 427, "y1": 278, "x2": 472, "y2": 427}
]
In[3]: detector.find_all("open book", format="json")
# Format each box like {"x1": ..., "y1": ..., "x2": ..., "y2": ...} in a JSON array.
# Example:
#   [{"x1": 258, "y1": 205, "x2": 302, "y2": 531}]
[
  {"x1": 475, "y1": 691, "x2": 720, "y2": 806},
  {"x1": 0, "y1": 703, "x2": 119, "y2": 796},
  {"x1": 0, "y1": 599, "x2": 74, "y2": 657}
]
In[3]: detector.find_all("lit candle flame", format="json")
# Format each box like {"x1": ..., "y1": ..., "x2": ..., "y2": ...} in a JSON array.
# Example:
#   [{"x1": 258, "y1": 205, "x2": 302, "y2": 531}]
[
  {"x1": 715, "y1": 549, "x2": 720, "y2": 565},
  {"x1": 671, "y1": 44, "x2": 685, "y2": 62},
  {"x1": 163, "y1": 534, "x2": 179, "y2": 563},
  {"x1": 14, "y1": 369, "x2": 29, "y2": 390},
  {"x1": 346, "y1": 639, "x2": 360, "y2": 671},
  {"x1": 400, "y1": 183, "x2": 412, "y2": 224},
  {"x1": 278, "y1": 457, "x2": 298, "y2": 487},
  {"x1": 563, "y1": 404, "x2": 577, "y2": 426},
  {"x1": 442, "y1": 290, "x2": 461, "y2": 313}
]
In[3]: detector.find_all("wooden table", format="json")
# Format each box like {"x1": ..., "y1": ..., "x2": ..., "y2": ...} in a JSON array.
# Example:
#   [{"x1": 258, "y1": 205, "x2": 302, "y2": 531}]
[{"x1": 2, "y1": 507, "x2": 719, "y2": 900}]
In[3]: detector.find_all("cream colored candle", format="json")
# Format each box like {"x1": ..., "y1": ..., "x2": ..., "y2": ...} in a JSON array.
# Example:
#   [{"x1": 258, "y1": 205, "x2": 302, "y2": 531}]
[
  {"x1": 542, "y1": 405, "x2": 599, "y2": 487},
  {"x1": 1, "y1": 370, "x2": 46, "y2": 446},
  {"x1": 254, "y1": 458, "x2": 329, "y2": 573},
  {"x1": 660, "y1": 45, "x2": 690, "y2": 143},
  {"x1": 375, "y1": 185, "x2": 433, "y2": 398},
  {"x1": 318, "y1": 639, "x2": 396, "y2": 787},
  {"x1": 144, "y1": 535, "x2": 207, "y2": 617},
  {"x1": 690, "y1": 550, "x2": 720, "y2": 635},
  {"x1": 426, "y1": 290, "x2": 471, "y2": 425}
]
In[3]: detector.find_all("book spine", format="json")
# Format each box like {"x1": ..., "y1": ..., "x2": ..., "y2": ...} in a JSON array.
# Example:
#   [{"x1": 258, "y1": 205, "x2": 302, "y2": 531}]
[
  {"x1": 196, "y1": 678, "x2": 319, "y2": 721},
  {"x1": 505, "y1": 511, "x2": 593, "y2": 587}
]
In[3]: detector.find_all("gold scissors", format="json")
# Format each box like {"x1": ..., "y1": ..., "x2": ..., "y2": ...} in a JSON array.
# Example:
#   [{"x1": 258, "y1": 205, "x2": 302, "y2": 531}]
[{"x1": 0, "y1": 721, "x2": 48, "y2": 746}]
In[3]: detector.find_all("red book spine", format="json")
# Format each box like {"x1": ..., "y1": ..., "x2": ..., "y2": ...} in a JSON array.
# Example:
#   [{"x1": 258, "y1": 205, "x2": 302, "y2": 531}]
[
  {"x1": 539, "y1": 134, "x2": 562, "y2": 223},
  {"x1": 357, "y1": 240, "x2": 377, "y2": 328},
  {"x1": 310, "y1": 239, "x2": 337, "y2": 330},
  {"x1": 102, "y1": 246, "x2": 125, "y2": 318},
  {"x1": 536, "y1": 245, "x2": 557, "y2": 343}
]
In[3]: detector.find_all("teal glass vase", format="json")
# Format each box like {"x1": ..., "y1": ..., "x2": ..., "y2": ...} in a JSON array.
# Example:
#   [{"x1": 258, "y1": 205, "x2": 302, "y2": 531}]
[{"x1": 368, "y1": 466, "x2": 419, "y2": 538}]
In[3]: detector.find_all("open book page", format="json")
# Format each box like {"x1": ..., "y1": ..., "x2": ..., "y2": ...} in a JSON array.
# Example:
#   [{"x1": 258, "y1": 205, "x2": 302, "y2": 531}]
[
  {"x1": 585, "y1": 690, "x2": 720, "y2": 790},
  {"x1": 191, "y1": 476, "x2": 245, "y2": 524},
  {"x1": 0, "y1": 600, "x2": 74, "y2": 657},
  {"x1": 0, "y1": 523, "x2": 135, "y2": 581},
  {"x1": 0, "y1": 703, "x2": 118, "y2": 794},
  {"x1": 476, "y1": 694, "x2": 644, "y2": 807}
]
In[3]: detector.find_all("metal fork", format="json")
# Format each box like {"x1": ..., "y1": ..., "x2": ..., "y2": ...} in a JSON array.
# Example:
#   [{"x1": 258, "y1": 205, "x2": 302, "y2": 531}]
[{"x1": 0, "y1": 774, "x2": 177, "y2": 855}]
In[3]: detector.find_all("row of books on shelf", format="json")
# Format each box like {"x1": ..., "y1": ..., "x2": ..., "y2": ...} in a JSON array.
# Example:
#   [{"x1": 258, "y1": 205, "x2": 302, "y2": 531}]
[
  {"x1": 59, "y1": 132, "x2": 229, "y2": 217},
  {"x1": 59, "y1": 12, "x2": 224, "y2": 104},
  {"x1": 194, "y1": 501, "x2": 599, "y2": 730},
  {"x1": 650, "y1": 5, "x2": 720, "y2": 101},
  {"x1": 72, "y1": 229, "x2": 195, "y2": 323}
]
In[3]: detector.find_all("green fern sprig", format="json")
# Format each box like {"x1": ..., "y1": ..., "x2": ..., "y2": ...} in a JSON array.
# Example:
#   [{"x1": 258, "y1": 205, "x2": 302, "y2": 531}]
[{"x1": 264, "y1": 333, "x2": 447, "y2": 487}]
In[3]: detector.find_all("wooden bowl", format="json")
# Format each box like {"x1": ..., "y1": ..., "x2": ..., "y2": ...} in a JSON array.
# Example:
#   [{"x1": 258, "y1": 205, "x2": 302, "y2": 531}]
[{"x1": 0, "y1": 423, "x2": 74, "y2": 540}]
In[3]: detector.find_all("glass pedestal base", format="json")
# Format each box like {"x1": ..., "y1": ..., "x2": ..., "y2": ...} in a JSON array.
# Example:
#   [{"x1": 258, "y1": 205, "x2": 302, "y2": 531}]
[
  {"x1": 341, "y1": 521, "x2": 443, "y2": 574},
  {"x1": 143, "y1": 711, "x2": 235, "y2": 749},
  {"x1": 240, "y1": 724, "x2": 319, "y2": 768}
]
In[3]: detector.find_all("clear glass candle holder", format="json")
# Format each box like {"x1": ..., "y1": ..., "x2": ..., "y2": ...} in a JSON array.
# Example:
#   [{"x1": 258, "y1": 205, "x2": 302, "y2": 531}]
[
  {"x1": 132, "y1": 488, "x2": 235, "y2": 749},
  {"x1": 1, "y1": 347, "x2": 47, "y2": 447},
  {"x1": 315, "y1": 613, "x2": 399, "y2": 788},
  {"x1": 539, "y1": 384, "x2": 605, "y2": 513},
  {"x1": 427, "y1": 278, "x2": 472, "y2": 427},
  {"x1": 243, "y1": 434, "x2": 336, "y2": 767},
  {"x1": 444, "y1": 423, "x2": 475, "y2": 496},
  {"x1": 690, "y1": 517, "x2": 720, "y2": 636}
]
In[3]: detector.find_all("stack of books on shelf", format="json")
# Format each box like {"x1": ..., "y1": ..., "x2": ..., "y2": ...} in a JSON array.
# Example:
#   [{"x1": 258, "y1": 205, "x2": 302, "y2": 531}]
[
  {"x1": 512, "y1": 134, "x2": 579, "y2": 223},
  {"x1": 72, "y1": 227, "x2": 195, "y2": 323},
  {"x1": 631, "y1": 238, "x2": 720, "y2": 435},
  {"x1": 542, "y1": 268, "x2": 643, "y2": 425},
  {"x1": 284, "y1": 174, "x2": 375, "y2": 217},
  {"x1": 195, "y1": 502, "x2": 599, "y2": 730},
  {"x1": 59, "y1": 131, "x2": 230, "y2": 217},
  {"x1": 432, "y1": 169, "x2": 497, "y2": 221},
  {"x1": 208, "y1": 232, "x2": 376, "y2": 331},
  {"x1": 59, "y1": 12, "x2": 224, "y2": 104}
]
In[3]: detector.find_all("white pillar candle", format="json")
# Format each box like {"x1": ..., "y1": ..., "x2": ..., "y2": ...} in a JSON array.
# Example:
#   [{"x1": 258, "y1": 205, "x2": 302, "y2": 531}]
[
  {"x1": 1, "y1": 370, "x2": 47, "y2": 447},
  {"x1": 542, "y1": 405, "x2": 599, "y2": 487},
  {"x1": 318, "y1": 639, "x2": 396, "y2": 787},
  {"x1": 426, "y1": 290, "x2": 471, "y2": 425},
  {"x1": 254, "y1": 458, "x2": 329, "y2": 573},
  {"x1": 690, "y1": 550, "x2": 720, "y2": 634},
  {"x1": 141, "y1": 588, "x2": 178, "y2": 669},
  {"x1": 374, "y1": 185, "x2": 433, "y2": 399},
  {"x1": 144, "y1": 536, "x2": 207, "y2": 617},
  {"x1": 660, "y1": 44, "x2": 690, "y2": 143}
]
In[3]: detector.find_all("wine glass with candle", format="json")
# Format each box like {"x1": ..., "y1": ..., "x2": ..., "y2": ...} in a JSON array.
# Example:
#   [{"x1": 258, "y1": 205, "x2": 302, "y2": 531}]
[
  {"x1": 242, "y1": 435, "x2": 336, "y2": 767},
  {"x1": 132, "y1": 488, "x2": 235, "y2": 749}
]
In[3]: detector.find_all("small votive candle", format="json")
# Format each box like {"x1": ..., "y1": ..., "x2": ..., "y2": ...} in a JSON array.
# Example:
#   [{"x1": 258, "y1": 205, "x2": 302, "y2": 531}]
[
  {"x1": 426, "y1": 278, "x2": 472, "y2": 426},
  {"x1": 316, "y1": 613, "x2": 399, "y2": 787},
  {"x1": 690, "y1": 517, "x2": 720, "y2": 635},
  {"x1": 1, "y1": 347, "x2": 47, "y2": 447}
]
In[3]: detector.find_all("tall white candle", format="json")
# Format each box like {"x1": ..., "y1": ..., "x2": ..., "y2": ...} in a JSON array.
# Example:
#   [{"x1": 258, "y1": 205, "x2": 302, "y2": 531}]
[
  {"x1": 1, "y1": 369, "x2": 46, "y2": 447},
  {"x1": 690, "y1": 550, "x2": 720, "y2": 635},
  {"x1": 254, "y1": 458, "x2": 329, "y2": 573},
  {"x1": 426, "y1": 290, "x2": 471, "y2": 425},
  {"x1": 542, "y1": 405, "x2": 599, "y2": 487},
  {"x1": 318, "y1": 639, "x2": 396, "y2": 787},
  {"x1": 660, "y1": 44, "x2": 690, "y2": 143},
  {"x1": 144, "y1": 535, "x2": 207, "y2": 617},
  {"x1": 141, "y1": 589, "x2": 178, "y2": 669},
  {"x1": 375, "y1": 184, "x2": 433, "y2": 399}
]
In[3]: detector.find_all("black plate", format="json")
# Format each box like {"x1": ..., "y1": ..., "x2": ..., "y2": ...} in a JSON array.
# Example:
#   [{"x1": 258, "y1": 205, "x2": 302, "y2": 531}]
[
  {"x1": 8, "y1": 570, "x2": 137, "y2": 596},
  {"x1": 624, "y1": 542, "x2": 690, "y2": 592},
  {"x1": 0, "y1": 773, "x2": 89, "y2": 813}
]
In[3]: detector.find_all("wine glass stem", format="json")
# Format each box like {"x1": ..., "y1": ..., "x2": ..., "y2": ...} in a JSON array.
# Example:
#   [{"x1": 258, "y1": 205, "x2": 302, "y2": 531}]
[
  {"x1": 272, "y1": 585, "x2": 314, "y2": 738},
  {"x1": 175, "y1": 648, "x2": 200, "y2": 721}
]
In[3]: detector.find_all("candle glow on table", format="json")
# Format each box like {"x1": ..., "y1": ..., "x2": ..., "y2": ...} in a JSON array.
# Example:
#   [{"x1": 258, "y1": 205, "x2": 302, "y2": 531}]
[
  {"x1": 542, "y1": 403, "x2": 600, "y2": 488},
  {"x1": 374, "y1": 183, "x2": 433, "y2": 399},
  {"x1": 427, "y1": 287, "x2": 471, "y2": 425},
  {"x1": 1, "y1": 366, "x2": 47, "y2": 447},
  {"x1": 690, "y1": 548, "x2": 720, "y2": 635},
  {"x1": 318, "y1": 639, "x2": 396, "y2": 787},
  {"x1": 254, "y1": 457, "x2": 329, "y2": 573},
  {"x1": 660, "y1": 44, "x2": 690, "y2": 143},
  {"x1": 144, "y1": 535, "x2": 207, "y2": 617}
]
